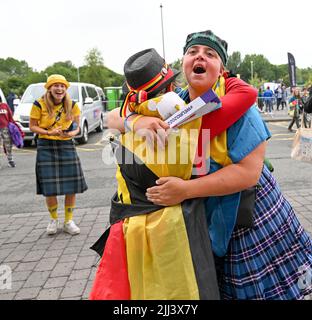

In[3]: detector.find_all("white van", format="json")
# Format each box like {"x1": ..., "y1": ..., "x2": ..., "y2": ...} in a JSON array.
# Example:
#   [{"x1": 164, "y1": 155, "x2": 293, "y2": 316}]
[
  {"x1": 13, "y1": 82, "x2": 106, "y2": 145},
  {"x1": 0, "y1": 88, "x2": 7, "y2": 104}
]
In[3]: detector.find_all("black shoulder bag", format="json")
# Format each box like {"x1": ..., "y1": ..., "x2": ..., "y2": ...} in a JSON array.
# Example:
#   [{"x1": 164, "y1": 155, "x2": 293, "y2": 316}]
[{"x1": 235, "y1": 185, "x2": 259, "y2": 228}]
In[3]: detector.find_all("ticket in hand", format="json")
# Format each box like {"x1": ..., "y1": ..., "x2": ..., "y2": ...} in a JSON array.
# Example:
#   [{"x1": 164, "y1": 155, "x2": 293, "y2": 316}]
[{"x1": 165, "y1": 89, "x2": 221, "y2": 128}]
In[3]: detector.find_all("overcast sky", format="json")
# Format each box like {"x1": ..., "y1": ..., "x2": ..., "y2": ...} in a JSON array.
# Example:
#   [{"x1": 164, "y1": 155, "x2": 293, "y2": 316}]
[{"x1": 2, "y1": 0, "x2": 311, "y2": 75}]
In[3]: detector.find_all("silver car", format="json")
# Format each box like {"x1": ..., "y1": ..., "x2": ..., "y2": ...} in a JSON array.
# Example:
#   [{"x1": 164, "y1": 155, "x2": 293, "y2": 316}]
[{"x1": 14, "y1": 82, "x2": 105, "y2": 145}]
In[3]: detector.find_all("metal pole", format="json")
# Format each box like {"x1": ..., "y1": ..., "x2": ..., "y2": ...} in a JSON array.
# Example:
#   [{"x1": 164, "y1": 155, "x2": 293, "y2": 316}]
[
  {"x1": 77, "y1": 67, "x2": 80, "y2": 82},
  {"x1": 160, "y1": 4, "x2": 165, "y2": 59}
]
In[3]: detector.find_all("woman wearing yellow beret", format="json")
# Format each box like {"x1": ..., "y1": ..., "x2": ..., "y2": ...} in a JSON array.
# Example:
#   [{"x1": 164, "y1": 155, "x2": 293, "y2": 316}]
[{"x1": 30, "y1": 74, "x2": 88, "y2": 235}]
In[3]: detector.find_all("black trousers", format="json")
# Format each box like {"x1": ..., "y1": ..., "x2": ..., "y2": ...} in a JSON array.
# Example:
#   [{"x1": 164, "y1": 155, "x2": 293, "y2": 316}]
[
  {"x1": 276, "y1": 98, "x2": 282, "y2": 110},
  {"x1": 288, "y1": 115, "x2": 300, "y2": 130}
]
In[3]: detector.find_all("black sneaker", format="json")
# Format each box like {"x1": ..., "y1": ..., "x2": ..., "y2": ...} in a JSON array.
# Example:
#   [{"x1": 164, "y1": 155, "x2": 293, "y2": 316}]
[{"x1": 8, "y1": 160, "x2": 16, "y2": 168}]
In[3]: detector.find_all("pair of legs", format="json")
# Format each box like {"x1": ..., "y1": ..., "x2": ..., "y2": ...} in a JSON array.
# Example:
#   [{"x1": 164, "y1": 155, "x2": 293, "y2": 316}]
[
  {"x1": 288, "y1": 113, "x2": 300, "y2": 131},
  {"x1": 0, "y1": 128, "x2": 15, "y2": 167},
  {"x1": 46, "y1": 194, "x2": 80, "y2": 235},
  {"x1": 276, "y1": 98, "x2": 282, "y2": 110},
  {"x1": 46, "y1": 194, "x2": 76, "y2": 211},
  {"x1": 265, "y1": 100, "x2": 273, "y2": 113}
]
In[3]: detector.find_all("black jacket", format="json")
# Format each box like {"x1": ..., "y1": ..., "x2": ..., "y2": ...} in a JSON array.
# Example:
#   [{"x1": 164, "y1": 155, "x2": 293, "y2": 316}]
[{"x1": 304, "y1": 95, "x2": 312, "y2": 113}]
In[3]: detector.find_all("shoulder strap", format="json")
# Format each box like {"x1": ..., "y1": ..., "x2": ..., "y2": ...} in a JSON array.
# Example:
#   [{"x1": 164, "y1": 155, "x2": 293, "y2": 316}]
[
  {"x1": 44, "y1": 101, "x2": 75, "y2": 130},
  {"x1": 33, "y1": 100, "x2": 42, "y2": 108},
  {"x1": 45, "y1": 105, "x2": 64, "y2": 130}
]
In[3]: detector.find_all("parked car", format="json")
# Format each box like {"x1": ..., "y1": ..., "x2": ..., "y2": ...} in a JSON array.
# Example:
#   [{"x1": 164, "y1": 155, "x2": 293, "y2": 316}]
[{"x1": 13, "y1": 82, "x2": 106, "y2": 146}]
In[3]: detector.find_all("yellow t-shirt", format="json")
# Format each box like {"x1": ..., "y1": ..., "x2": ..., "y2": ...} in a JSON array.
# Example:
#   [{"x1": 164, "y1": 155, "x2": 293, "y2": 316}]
[{"x1": 30, "y1": 97, "x2": 80, "y2": 140}]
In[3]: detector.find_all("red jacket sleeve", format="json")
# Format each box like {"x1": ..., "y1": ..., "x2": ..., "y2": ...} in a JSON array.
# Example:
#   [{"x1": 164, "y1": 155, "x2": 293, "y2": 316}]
[
  {"x1": 202, "y1": 77, "x2": 257, "y2": 140},
  {"x1": 6, "y1": 104, "x2": 14, "y2": 123}
]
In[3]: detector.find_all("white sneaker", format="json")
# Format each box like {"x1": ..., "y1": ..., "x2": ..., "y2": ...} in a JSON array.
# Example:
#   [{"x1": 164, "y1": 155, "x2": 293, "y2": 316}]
[
  {"x1": 47, "y1": 219, "x2": 59, "y2": 235},
  {"x1": 63, "y1": 220, "x2": 80, "y2": 235}
]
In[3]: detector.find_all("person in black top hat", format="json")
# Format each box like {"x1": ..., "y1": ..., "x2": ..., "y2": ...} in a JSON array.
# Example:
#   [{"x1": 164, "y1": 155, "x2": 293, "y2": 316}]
[{"x1": 120, "y1": 48, "x2": 184, "y2": 123}]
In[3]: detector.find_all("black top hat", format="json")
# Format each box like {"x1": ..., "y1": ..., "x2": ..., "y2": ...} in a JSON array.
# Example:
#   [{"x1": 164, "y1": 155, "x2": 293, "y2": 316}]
[
  {"x1": 120, "y1": 48, "x2": 180, "y2": 118},
  {"x1": 124, "y1": 48, "x2": 179, "y2": 93}
]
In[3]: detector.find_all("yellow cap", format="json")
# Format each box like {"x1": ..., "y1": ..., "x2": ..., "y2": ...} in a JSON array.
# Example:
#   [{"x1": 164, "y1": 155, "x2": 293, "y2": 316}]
[{"x1": 44, "y1": 74, "x2": 70, "y2": 89}]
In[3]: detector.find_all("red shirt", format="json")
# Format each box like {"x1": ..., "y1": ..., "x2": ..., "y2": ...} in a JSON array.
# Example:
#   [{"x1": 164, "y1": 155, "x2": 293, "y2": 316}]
[
  {"x1": 195, "y1": 76, "x2": 258, "y2": 175},
  {"x1": 0, "y1": 103, "x2": 14, "y2": 129},
  {"x1": 204, "y1": 76, "x2": 258, "y2": 139}
]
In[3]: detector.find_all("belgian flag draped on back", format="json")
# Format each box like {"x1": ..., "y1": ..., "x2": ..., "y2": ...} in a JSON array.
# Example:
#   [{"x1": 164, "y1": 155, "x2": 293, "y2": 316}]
[{"x1": 89, "y1": 78, "x2": 230, "y2": 300}]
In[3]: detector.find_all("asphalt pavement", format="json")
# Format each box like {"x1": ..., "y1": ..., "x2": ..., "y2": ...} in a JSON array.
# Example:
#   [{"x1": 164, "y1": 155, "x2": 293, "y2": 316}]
[{"x1": 0, "y1": 107, "x2": 311, "y2": 300}]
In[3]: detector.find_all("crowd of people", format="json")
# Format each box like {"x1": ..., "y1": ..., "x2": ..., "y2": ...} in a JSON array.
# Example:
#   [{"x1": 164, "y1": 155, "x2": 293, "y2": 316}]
[
  {"x1": 288, "y1": 87, "x2": 311, "y2": 131},
  {"x1": 257, "y1": 84, "x2": 311, "y2": 110},
  {"x1": 257, "y1": 85, "x2": 312, "y2": 130}
]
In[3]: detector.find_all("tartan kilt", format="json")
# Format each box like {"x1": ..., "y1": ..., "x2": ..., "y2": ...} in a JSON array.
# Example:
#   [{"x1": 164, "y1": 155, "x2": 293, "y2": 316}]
[
  {"x1": 36, "y1": 138, "x2": 88, "y2": 196},
  {"x1": 220, "y1": 165, "x2": 312, "y2": 300}
]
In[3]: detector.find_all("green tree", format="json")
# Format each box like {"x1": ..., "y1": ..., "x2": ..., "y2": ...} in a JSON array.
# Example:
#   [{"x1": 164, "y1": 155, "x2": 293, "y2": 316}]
[
  {"x1": 0, "y1": 58, "x2": 31, "y2": 77},
  {"x1": 82, "y1": 48, "x2": 123, "y2": 87},
  {"x1": 249, "y1": 73, "x2": 266, "y2": 89},
  {"x1": 239, "y1": 54, "x2": 274, "y2": 83},
  {"x1": 44, "y1": 61, "x2": 78, "y2": 82},
  {"x1": 227, "y1": 51, "x2": 242, "y2": 74},
  {"x1": 170, "y1": 59, "x2": 186, "y2": 87},
  {"x1": 273, "y1": 64, "x2": 289, "y2": 86},
  {"x1": 83, "y1": 48, "x2": 105, "y2": 86}
]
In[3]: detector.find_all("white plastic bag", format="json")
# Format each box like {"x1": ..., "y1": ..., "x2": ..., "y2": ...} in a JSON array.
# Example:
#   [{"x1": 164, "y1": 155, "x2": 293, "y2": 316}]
[{"x1": 291, "y1": 126, "x2": 312, "y2": 163}]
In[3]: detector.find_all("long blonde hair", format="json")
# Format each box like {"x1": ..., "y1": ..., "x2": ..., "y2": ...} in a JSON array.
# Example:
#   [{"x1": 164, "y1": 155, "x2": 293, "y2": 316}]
[{"x1": 44, "y1": 91, "x2": 73, "y2": 121}]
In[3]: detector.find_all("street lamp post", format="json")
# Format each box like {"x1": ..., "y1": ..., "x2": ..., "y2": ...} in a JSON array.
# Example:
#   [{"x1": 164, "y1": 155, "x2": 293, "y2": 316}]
[
  {"x1": 160, "y1": 4, "x2": 165, "y2": 59},
  {"x1": 250, "y1": 60, "x2": 254, "y2": 82},
  {"x1": 77, "y1": 67, "x2": 80, "y2": 82}
]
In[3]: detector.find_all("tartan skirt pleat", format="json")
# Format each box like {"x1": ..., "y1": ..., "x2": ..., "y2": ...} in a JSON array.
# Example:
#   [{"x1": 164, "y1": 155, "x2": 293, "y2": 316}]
[
  {"x1": 36, "y1": 138, "x2": 88, "y2": 196},
  {"x1": 220, "y1": 165, "x2": 312, "y2": 300}
]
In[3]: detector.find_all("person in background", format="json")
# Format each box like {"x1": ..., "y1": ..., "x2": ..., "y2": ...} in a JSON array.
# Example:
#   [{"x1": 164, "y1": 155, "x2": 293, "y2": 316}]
[
  {"x1": 304, "y1": 95, "x2": 312, "y2": 113},
  {"x1": 301, "y1": 88, "x2": 311, "y2": 128},
  {"x1": 263, "y1": 86, "x2": 274, "y2": 114},
  {"x1": 288, "y1": 87, "x2": 303, "y2": 132},
  {"x1": 0, "y1": 96, "x2": 16, "y2": 168},
  {"x1": 302, "y1": 87, "x2": 309, "y2": 104},
  {"x1": 29, "y1": 74, "x2": 88, "y2": 235},
  {"x1": 281, "y1": 85, "x2": 288, "y2": 110},
  {"x1": 6, "y1": 92, "x2": 16, "y2": 115},
  {"x1": 257, "y1": 87, "x2": 264, "y2": 112},
  {"x1": 275, "y1": 85, "x2": 283, "y2": 111}
]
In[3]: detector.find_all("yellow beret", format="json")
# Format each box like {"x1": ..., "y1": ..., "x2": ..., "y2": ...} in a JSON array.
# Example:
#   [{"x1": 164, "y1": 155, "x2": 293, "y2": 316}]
[{"x1": 45, "y1": 74, "x2": 70, "y2": 89}]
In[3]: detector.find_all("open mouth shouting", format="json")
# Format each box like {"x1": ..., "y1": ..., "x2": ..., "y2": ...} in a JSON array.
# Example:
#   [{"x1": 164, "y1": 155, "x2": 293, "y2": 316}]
[{"x1": 193, "y1": 64, "x2": 206, "y2": 74}]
